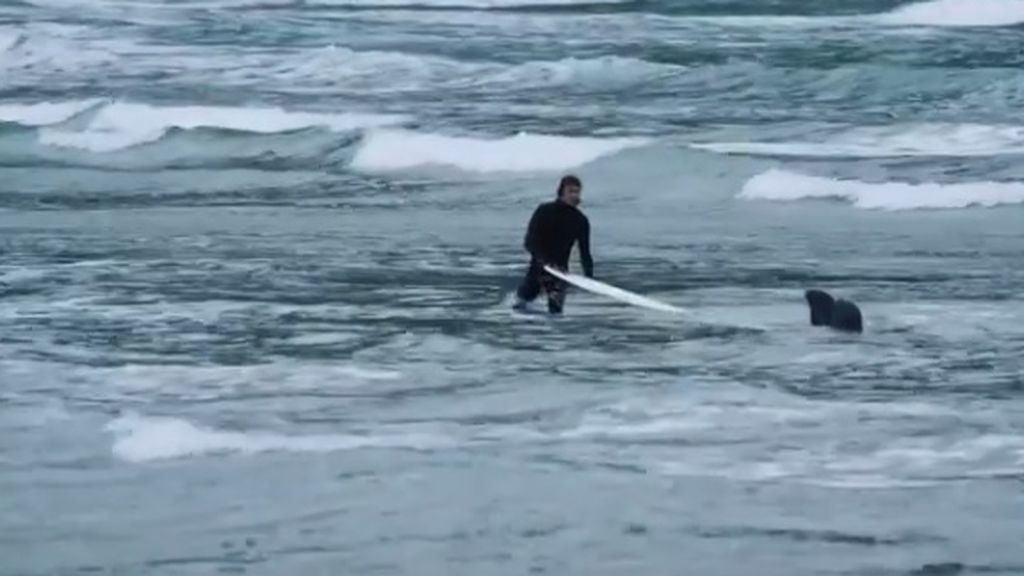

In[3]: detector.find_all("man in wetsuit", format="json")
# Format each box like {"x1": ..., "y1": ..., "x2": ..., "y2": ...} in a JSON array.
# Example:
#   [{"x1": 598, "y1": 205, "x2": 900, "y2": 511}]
[{"x1": 513, "y1": 174, "x2": 594, "y2": 314}]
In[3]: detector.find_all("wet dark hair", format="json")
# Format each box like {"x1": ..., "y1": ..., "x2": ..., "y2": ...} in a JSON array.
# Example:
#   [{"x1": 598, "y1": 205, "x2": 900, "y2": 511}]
[{"x1": 556, "y1": 174, "x2": 582, "y2": 197}]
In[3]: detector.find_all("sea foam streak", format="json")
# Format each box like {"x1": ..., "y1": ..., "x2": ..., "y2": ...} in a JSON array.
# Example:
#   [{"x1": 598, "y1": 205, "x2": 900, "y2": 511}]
[
  {"x1": 696, "y1": 0, "x2": 1024, "y2": 28},
  {"x1": 739, "y1": 169, "x2": 1024, "y2": 211},
  {"x1": 0, "y1": 30, "x2": 19, "y2": 53},
  {"x1": 106, "y1": 413, "x2": 447, "y2": 463},
  {"x1": 488, "y1": 55, "x2": 682, "y2": 88},
  {"x1": 238, "y1": 0, "x2": 628, "y2": 7},
  {"x1": 0, "y1": 99, "x2": 102, "y2": 126},
  {"x1": 276, "y1": 46, "x2": 680, "y2": 91},
  {"x1": 351, "y1": 129, "x2": 650, "y2": 174},
  {"x1": 693, "y1": 124, "x2": 1024, "y2": 159},
  {"x1": 36, "y1": 101, "x2": 408, "y2": 152},
  {"x1": 878, "y1": 0, "x2": 1024, "y2": 27},
  {"x1": 0, "y1": 24, "x2": 121, "y2": 75}
]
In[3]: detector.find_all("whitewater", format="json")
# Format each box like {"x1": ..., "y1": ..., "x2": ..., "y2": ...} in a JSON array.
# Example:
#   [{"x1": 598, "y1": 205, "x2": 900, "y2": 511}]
[{"x1": 3, "y1": 0, "x2": 1024, "y2": 575}]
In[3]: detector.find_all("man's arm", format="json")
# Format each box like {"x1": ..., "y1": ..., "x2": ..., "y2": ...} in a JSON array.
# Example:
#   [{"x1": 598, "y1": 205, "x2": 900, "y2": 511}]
[
  {"x1": 523, "y1": 205, "x2": 547, "y2": 263},
  {"x1": 578, "y1": 217, "x2": 593, "y2": 278}
]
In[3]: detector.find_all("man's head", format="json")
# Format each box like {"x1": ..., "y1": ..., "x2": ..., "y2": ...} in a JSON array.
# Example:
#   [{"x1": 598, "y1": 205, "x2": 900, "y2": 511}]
[{"x1": 556, "y1": 174, "x2": 582, "y2": 207}]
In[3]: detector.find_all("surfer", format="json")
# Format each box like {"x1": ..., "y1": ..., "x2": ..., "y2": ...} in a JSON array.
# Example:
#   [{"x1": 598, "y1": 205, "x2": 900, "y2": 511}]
[{"x1": 513, "y1": 174, "x2": 594, "y2": 314}]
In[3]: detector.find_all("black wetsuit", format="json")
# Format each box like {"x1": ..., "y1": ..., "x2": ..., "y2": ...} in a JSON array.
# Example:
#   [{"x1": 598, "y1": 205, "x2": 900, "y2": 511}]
[{"x1": 515, "y1": 199, "x2": 593, "y2": 314}]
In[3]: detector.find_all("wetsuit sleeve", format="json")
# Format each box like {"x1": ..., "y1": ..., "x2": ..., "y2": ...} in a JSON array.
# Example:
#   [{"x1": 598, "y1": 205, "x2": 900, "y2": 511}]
[
  {"x1": 578, "y1": 216, "x2": 593, "y2": 277},
  {"x1": 523, "y1": 205, "x2": 547, "y2": 263}
]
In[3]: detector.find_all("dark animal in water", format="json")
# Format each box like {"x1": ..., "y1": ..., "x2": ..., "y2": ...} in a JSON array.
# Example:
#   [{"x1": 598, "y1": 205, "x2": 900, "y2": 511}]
[{"x1": 804, "y1": 289, "x2": 863, "y2": 333}]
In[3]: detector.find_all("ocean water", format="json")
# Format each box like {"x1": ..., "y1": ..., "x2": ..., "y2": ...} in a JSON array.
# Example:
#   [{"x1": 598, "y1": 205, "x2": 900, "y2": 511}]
[{"x1": 3, "y1": 0, "x2": 1024, "y2": 574}]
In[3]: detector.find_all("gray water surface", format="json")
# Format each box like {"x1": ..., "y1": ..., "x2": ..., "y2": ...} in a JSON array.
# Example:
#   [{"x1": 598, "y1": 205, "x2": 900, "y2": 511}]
[{"x1": 3, "y1": 0, "x2": 1024, "y2": 574}]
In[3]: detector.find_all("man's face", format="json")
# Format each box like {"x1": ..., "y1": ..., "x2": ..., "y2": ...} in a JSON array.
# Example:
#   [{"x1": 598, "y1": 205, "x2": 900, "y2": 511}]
[{"x1": 561, "y1": 184, "x2": 582, "y2": 206}]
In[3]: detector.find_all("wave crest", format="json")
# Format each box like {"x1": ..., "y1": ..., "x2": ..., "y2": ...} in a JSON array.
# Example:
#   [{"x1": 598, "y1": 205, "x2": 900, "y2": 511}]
[
  {"x1": 267, "y1": 45, "x2": 680, "y2": 92},
  {"x1": 693, "y1": 123, "x2": 1024, "y2": 159},
  {"x1": 351, "y1": 129, "x2": 651, "y2": 174},
  {"x1": 0, "y1": 99, "x2": 102, "y2": 127},
  {"x1": 30, "y1": 101, "x2": 407, "y2": 152},
  {"x1": 879, "y1": 0, "x2": 1024, "y2": 27},
  {"x1": 738, "y1": 169, "x2": 1024, "y2": 211},
  {"x1": 239, "y1": 0, "x2": 629, "y2": 7}
]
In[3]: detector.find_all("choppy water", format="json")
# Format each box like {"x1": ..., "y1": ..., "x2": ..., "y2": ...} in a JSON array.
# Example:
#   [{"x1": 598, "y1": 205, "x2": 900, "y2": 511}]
[{"x1": 3, "y1": 0, "x2": 1024, "y2": 574}]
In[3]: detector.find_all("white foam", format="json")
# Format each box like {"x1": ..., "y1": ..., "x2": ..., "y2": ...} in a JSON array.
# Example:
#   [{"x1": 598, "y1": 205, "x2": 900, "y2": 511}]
[
  {"x1": 5, "y1": 24, "x2": 676, "y2": 95},
  {"x1": 655, "y1": 430, "x2": 1024, "y2": 487},
  {"x1": 878, "y1": 0, "x2": 1024, "y2": 27},
  {"x1": 90, "y1": 362, "x2": 402, "y2": 396},
  {"x1": 293, "y1": 0, "x2": 627, "y2": 6},
  {"x1": 262, "y1": 45, "x2": 462, "y2": 92},
  {"x1": 0, "y1": 99, "x2": 102, "y2": 127},
  {"x1": 37, "y1": 101, "x2": 408, "y2": 152},
  {"x1": 264, "y1": 45, "x2": 678, "y2": 93},
  {"x1": 683, "y1": 15, "x2": 845, "y2": 27},
  {"x1": 0, "y1": 30, "x2": 19, "y2": 53},
  {"x1": 284, "y1": 333, "x2": 361, "y2": 346},
  {"x1": 333, "y1": 366, "x2": 403, "y2": 381},
  {"x1": 0, "y1": 24, "x2": 121, "y2": 75},
  {"x1": 738, "y1": 169, "x2": 1024, "y2": 211},
  {"x1": 118, "y1": 0, "x2": 626, "y2": 7},
  {"x1": 560, "y1": 395, "x2": 824, "y2": 442},
  {"x1": 488, "y1": 55, "x2": 683, "y2": 88},
  {"x1": 562, "y1": 414, "x2": 712, "y2": 439},
  {"x1": 0, "y1": 359, "x2": 405, "y2": 403},
  {"x1": 693, "y1": 123, "x2": 1024, "y2": 159},
  {"x1": 351, "y1": 129, "x2": 650, "y2": 174},
  {"x1": 472, "y1": 392, "x2": 1023, "y2": 488},
  {"x1": 0, "y1": 267, "x2": 51, "y2": 284},
  {"x1": 2, "y1": 401, "x2": 72, "y2": 429},
  {"x1": 105, "y1": 413, "x2": 447, "y2": 463}
]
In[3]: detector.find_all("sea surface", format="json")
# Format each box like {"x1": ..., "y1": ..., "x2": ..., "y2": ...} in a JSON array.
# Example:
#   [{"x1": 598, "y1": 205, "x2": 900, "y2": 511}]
[{"x1": 3, "y1": 0, "x2": 1024, "y2": 574}]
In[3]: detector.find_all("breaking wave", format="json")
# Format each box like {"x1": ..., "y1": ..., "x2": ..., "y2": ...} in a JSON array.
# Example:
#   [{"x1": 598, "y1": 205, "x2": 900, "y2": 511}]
[
  {"x1": 877, "y1": 0, "x2": 1024, "y2": 27},
  {"x1": 738, "y1": 169, "x2": 1024, "y2": 211},
  {"x1": 105, "y1": 413, "x2": 448, "y2": 462},
  {"x1": 0, "y1": 100, "x2": 408, "y2": 152},
  {"x1": 692, "y1": 123, "x2": 1024, "y2": 159},
  {"x1": 351, "y1": 128, "x2": 651, "y2": 174}
]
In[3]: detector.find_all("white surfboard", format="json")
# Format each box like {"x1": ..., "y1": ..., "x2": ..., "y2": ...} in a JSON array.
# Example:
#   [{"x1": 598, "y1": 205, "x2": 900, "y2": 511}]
[{"x1": 543, "y1": 265, "x2": 687, "y2": 314}]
